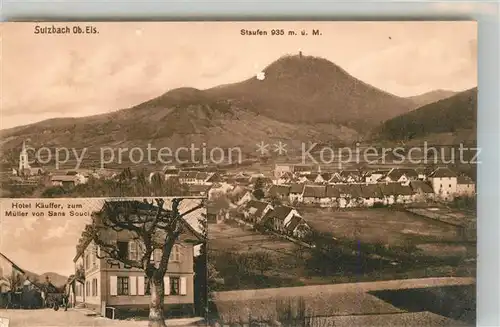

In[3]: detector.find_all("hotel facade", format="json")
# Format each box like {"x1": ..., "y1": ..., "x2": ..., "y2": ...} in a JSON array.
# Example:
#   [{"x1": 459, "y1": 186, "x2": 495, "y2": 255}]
[{"x1": 71, "y1": 225, "x2": 202, "y2": 317}]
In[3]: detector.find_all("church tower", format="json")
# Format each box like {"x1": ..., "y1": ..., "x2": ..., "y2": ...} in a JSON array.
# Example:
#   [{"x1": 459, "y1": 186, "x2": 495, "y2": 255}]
[{"x1": 19, "y1": 141, "x2": 30, "y2": 172}]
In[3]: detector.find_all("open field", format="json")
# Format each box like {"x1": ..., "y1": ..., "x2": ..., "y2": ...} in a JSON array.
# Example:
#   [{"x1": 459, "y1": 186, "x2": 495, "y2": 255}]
[
  {"x1": 210, "y1": 278, "x2": 475, "y2": 325},
  {"x1": 208, "y1": 222, "x2": 298, "y2": 255},
  {"x1": 208, "y1": 208, "x2": 476, "y2": 293},
  {"x1": 301, "y1": 207, "x2": 465, "y2": 245}
]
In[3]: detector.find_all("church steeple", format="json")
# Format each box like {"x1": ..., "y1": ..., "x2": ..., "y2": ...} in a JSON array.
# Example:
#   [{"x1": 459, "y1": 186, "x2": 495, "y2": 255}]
[{"x1": 19, "y1": 141, "x2": 30, "y2": 171}]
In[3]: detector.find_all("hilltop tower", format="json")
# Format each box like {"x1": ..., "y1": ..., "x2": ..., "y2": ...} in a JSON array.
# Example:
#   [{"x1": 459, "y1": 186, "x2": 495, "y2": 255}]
[{"x1": 19, "y1": 141, "x2": 31, "y2": 172}]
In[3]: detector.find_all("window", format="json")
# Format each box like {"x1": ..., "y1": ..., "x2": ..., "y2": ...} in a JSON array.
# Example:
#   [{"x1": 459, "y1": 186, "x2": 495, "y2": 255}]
[
  {"x1": 85, "y1": 254, "x2": 90, "y2": 270},
  {"x1": 117, "y1": 277, "x2": 129, "y2": 295},
  {"x1": 170, "y1": 277, "x2": 180, "y2": 295},
  {"x1": 449, "y1": 184, "x2": 451, "y2": 188},
  {"x1": 85, "y1": 281, "x2": 90, "y2": 297},
  {"x1": 170, "y1": 245, "x2": 180, "y2": 262},
  {"x1": 117, "y1": 242, "x2": 128, "y2": 260},
  {"x1": 129, "y1": 241, "x2": 138, "y2": 261},
  {"x1": 92, "y1": 278, "x2": 98, "y2": 296},
  {"x1": 150, "y1": 249, "x2": 162, "y2": 265}
]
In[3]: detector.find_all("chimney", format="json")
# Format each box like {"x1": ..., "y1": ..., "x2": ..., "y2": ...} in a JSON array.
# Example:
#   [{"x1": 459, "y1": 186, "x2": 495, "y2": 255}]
[{"x1": 299, "y1": 51, "x2": 303, "y2": 58}]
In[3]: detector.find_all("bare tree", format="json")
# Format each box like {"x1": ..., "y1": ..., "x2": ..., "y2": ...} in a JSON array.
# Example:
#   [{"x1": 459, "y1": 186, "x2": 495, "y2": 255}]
[
  {"x1": 83, "y1": 197, "x2": 206, "y2": 327},
  {"x1": 6, "y1": 271, "x2": 24, "y2": 291}
]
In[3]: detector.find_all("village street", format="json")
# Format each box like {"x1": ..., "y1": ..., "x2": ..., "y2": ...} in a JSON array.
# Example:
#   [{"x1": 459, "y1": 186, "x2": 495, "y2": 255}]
[{"x1": 0, "y1": 309, "x2": 204, "y2": 327}]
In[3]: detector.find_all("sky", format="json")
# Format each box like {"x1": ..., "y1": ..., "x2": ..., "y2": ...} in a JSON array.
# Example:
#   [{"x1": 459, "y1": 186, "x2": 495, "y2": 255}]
[
  {"x1": 0, "y1": 197, "x2": 205, "y2": 276},
  {"x1": 1, "y1": 21, "x2": 477, "y2": 129}
]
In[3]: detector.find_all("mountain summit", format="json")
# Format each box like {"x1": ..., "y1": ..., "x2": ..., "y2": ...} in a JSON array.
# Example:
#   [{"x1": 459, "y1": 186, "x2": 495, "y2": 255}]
[{"x1": 207, "y1": 54, "x2": 414, "y2": 128}]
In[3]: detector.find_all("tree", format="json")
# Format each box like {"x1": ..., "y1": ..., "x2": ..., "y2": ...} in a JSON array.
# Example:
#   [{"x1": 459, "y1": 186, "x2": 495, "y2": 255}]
[
  {"x1": 6, "y1": 271, "x2": 24, "y2": 291},
  {"x1": 150, "y1": 173, "x2": 165, "y2": 195},
  {"x1": 84, "y1": 198, "x2": 206, "y2": 327},
  {"x1": 252, "y1": 188, "x2": 265, "y2": 200},
  {"x1": 270, "y1": 195, "x2": 282, "y2": 207},
  {"x1": 248, "y1": 252, "x2": 273, "y2": 275}
]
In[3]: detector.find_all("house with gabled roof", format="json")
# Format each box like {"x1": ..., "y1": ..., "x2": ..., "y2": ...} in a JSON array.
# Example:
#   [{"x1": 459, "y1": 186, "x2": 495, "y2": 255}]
[
  {"x1": 236, "y1": 190, "x2": 256, "y2": 206},
  {"x1": 325, "y1": 184, "x2": 340, "y2": 207},
  {"x1": 242, "y1": 200, "x2": 273, "y2": 224},
  {"x1": 359, "y1": 184, "x2": 384, "y2": 207},
  {"x1": 384, "y1": 168, "x2": 418, "y2": 185},
  {"x1": 410, "y1": 181, "x2": 435, "y2": 202},
  {"x1": 336, "y1": 184, "x2": 363, "y2": 208},
  {"x1": 365, "y1": 170, "x2": 389, "y2": 184},
  {"x1": 186, "y1": 184, "x2": 212, "y2": 196},
  {"x1": 289, "y1": 184, "x2": 305, "y2": 204},
  {"x1": 274, "y1": 164, "x2": 293, "y2": 178},
  {"x1": 268, "y1": 185, "x2": 291, "y2": 201},
  {"x1": 275, "y1": 171, "x2": 295, "y2": 185},
  {"x1": 300, "y1": 173, "x2": 322, "y2": 184},
  {"x1": 379, "y1": 182, "x2": 414, "y2": 205},
  {"x1": 428, "y1": 167, "x2": 458, "y2": 201},
  {"x1": 339, "y1": 170, "x2": 362, "y2": 183},
  {"x1": 302, "y1": 185, "x2": 328, "y2": 206},
  {"x1": 327, "y1": 172, "x2": 343, "y2": 184},
  {"x1": 319, "y1": 173, "x2": 332, "y2": 184},
  {"x1": 261, "y1": 206, "x2": 302, "y2": 233},
  {"x1": 284, "y1": 216, "x2": 311, "y2": 240}
]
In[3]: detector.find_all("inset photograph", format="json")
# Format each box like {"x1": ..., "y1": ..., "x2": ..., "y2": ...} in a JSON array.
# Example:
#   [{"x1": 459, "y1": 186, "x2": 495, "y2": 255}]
[{"x1": 0, "y1": 197, "x2": 207, "y2": 327}]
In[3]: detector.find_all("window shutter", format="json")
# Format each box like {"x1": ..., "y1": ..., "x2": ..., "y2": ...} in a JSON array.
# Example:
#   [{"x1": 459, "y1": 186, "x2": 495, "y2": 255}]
[
  {"x1": 180, "y1": 277, "x2": 187, "y2": 295},
  {"x1": 129, "y1": 241, "x2": 138, "y2": 261},
  {"x1": 109, "y1": 276, "x2": 117, "y2": 296},
  {"x1": 129, "y1": 276, "x2": 137, "y2": 296},
  {"x1": 163, "y1": 277, "x2": 170, "y2": 295},
  {"x1": 137, "y1": 276, "x2": 145, "y2": 296}
]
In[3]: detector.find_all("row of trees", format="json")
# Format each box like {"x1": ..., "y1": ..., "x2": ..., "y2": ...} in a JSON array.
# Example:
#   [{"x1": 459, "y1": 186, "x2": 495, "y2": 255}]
[{"x1": 42, "y1": 168, "x2": 189, "y2": 198}]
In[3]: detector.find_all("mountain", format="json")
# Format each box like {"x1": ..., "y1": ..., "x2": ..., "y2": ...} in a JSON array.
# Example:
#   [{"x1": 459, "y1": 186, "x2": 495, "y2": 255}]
[
  {"x1": 407, "y1": 89, "x2": 457, "y2": 108},
  {"x1": 24, "y1": 271, "x2": 68, "y2": 288},
  {"x1": 373, "y1": 87, "x2": 477, "y2": 143},
  {"x1": 24, "y1": 271, "x2": 69, "y2": 288},
  {"x1": 0, "y1": 54, "x2": 420, "y2": 158},
  {"x1": 207, "y1": 54, "x2": 415, "y2": 128},
  {"x1": 0, "y1": 86, "x2": 359, "y2": 159}
]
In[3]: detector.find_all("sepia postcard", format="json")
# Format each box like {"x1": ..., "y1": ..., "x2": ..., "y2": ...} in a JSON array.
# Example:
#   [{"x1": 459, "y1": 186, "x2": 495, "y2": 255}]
[
  {"x1": 0, "y1": 21, "x2": 477, "y2": 327},
  {"x1": 0, "y1": 197, "x2": 208, "y2": 327}
]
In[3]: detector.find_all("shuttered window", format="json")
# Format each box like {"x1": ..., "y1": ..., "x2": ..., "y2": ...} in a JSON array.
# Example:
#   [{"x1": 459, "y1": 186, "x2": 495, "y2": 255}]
[
  {"x1": 137, "y1": 276, "x2": 145, "y2": 296},
  {"x1": 117, "y1": 277, "x2": 129, "y2": 295},
  {"x1": 180, "y1": 277, "x2": 187, "y2": 295},
  {"x1": 109, "y1": 276, "x2": 117, "y2": 296},
  {"x1": 129, "y1": 276, "x2": 137, "y2": 295},
  {"x1": 163, "y1": 277, "x2": 170, "y2": 295},
  {"x1": 170, "y1": 245, "x2": 181, "y2": 262},
  {"x1": 170, "y1": 277, "x2": 180, "y2": 295},
  {"x1": 128, "y1": 241, "x2": 138, "y2": 261}
]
